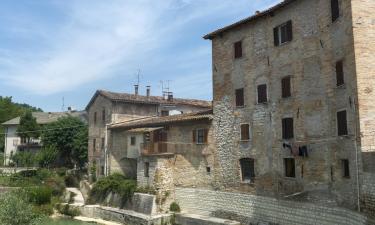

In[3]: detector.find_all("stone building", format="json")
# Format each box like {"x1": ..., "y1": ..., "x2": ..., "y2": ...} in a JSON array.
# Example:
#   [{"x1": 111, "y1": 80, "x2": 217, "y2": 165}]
[
  {"x1": 203, "y1": 0, "x2": 374, "y2": 213},
  {"x1": 86, "y1": 89, "x2": 211, "y2": 177}
]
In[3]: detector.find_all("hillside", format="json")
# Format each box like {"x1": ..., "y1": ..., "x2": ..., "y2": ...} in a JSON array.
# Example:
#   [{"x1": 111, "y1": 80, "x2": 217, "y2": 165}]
[{"x1": 0, "y1": 96, "x2": 43, "y2": 152}]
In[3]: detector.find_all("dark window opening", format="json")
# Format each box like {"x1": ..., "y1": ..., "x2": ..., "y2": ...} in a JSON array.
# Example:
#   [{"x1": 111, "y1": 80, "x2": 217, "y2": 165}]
[
  {"x1": 342, "y1": 159, "x2": 350, "y2": 178},
  {"x1": 274, "y1": 20, "x2": 293, "y2": 46},
  {"x1": 100, "y1": 166, "x2": 105, "y2": 176},
  {"x1": 336, "y1": 60, "x2": 344, "y2": 86},
  {"x1": 193, "y1": 129, "x2": 208, "y2": 144},
  {"x1": 257, "y1": 84, "x2": 268, "y2": 103},
  {"x1": 130, "y1": 136, "x2": 136, "y2": 146},
  {"x1": 234, "y1": 41, "x2": 242, "y2": 59},
  {"x1": 282, "y1": 118, "x2": 294, "y2": 139},
  {"x1": 102, "y1": 109, "x2": 106, "y2": 122},
  {"x1": 161, "y1": 110, "x2": 169, "y2": 117},
  {"x1": 235, "y1": 88, "x2": 244, "y2": 107},
  {"x1": 206, "y1": 167, "x2": 211, "y2": 173},
  {"x1": 337, "y1": 110, "x2": 348, "y2": 136},
  {"x1": 101, "y1": 138, "x2": 105, "y2": 151},
  {"x1": 144, "y1": 162, "x2": 150, "y2": 177},
  {"x1": 93, "y1": 139, "x2": 96, "y2": 151},
  {"x1": 241, "y1": 124, "x2": 250, "y2": 141},
  {"x1": 284, "y1": 158, "x2": 295, "y2": 178},
  {"x1": 94, "y1": 112, "x2": 97, "y2": 125},
  {"x1": 197, "y1": 129, "x2": 205, "y2": 144},
  {"x1": 240, "y1": 158, "x2": 255, "y2": 183},
  {"x1": 331, "y1": 0, "x2": 340, "y2": 22},
  {"x1": 282, "y1": 76, "x2": 291, "y2": 98}
]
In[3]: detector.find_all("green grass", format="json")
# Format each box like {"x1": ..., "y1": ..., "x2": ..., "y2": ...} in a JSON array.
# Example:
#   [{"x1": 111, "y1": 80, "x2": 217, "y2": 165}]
[{"x1": 41, "y1": 218, "x2": 97, "y2": 225}]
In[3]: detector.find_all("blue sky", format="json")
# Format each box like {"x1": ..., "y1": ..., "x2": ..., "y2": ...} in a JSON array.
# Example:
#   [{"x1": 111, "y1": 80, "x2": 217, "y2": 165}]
[{"x1": 0, "y1": 0, "x2": 281, "y2": 112}]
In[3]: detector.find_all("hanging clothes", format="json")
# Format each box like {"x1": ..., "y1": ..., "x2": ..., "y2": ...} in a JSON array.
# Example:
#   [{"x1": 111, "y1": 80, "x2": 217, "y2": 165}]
[
  {"x1": 291, "y1": 143, "x2": 299, "y2": 156},
  {"x1": 299, "y1": 146, "x2": 308, "y2": 157}
]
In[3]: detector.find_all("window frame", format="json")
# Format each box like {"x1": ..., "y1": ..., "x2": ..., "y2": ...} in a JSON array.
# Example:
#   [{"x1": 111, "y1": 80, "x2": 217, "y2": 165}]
[
  {"x1": 196, "y1": 128, "x2": 205, "y2": 144},
  {"x1": 281, "y1": 76, "x2": 292, "y2": 98},
  {"x1": 240, "y1": 158, "x2": 255, "y2": 183},
  {"x1": 284, "y1": 158, "x2": 296, "y2": 178},
  {"x1": 274, "y1": 20, "x2": 293, "y2": 46},
  {"x1": 331, "y1": 0, "x2": 340, "y2": 22},
  {"x1": 257, "y1": 84, "x2": 268, "y2": 104},
  {"x1": 282, "y1": 117, "x2": 294, "y2": 140},
  {"x1": 336, "y1": 60, "x2": 345, "y2": 87},
  {"x1": 240, "y1": 123, "x2": 250, "y2": 141},
  {"x1": 234, "y1": 41, "x2": 243, "y2": 59},
  {"x1": 235, "y1": 88, "x2": 245, "y2": 107},
  {"x1": 130, "y1": 136, "x2": 136, "y2": 146},
  {"x1": 337, "y1": 110, "x2": 348, "y2": 136},
  {"x1": 341, "y1": 159, "x2": 350, "y2": 178}
]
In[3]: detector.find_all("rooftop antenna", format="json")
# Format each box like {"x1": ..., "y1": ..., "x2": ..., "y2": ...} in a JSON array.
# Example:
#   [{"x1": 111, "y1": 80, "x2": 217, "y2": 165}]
[
  {"x1": 61, "y1": 97, "x2": 65, "y2": 112},
  {"x1": 134, "y1": 69, "x2": 141, "y2": 95}
]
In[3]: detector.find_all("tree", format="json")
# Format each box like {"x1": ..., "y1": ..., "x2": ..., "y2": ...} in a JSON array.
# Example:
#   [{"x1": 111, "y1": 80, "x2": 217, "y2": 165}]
[
  {"x1": 35, "y1": 146, "x2": 58, "y2": 168},
  {"x1": 11, "y1": 151, "x2": 36, "y2": 167},
  {"x1": 16, "y1": 111, "x2": 40, "y2": 146},
  {"x1": 41, "y1": 116, "x2": 87, "y2": 169}
]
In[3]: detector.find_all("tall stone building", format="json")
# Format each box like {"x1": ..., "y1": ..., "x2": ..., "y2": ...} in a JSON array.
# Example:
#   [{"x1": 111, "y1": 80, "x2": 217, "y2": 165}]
[
  {"x1": 86, "y1": 89, "x2": 211, "y2": 177},
  {"x1": 204, "y1": 0, "x2": 374, "y2": 211}
]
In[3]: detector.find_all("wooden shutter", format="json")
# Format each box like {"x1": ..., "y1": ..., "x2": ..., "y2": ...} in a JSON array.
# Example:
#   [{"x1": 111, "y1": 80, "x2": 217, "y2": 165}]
[
  {"x1": 273, "y1": 27, "x2": 279, "y2": 46},
  {"x1": 282, "y1": 118, "x2": 294, "y2": 139},
  {"x1": 331, "y1": 0, "x2": 339, "y2": 22},
  {"x1": 282, "y1": 77, "x2": 291, "y2": 98},
  {"x1": 235, "y1": 88, "x2": 244, "y2": 107},
  {"x1": 241, "y1": 124, "x2": 250, "y2": 140},
  {"x1": 286, "y1": 20, "x2": 293, "y2": 42},
  {"x1": 192, "y1": 129, "x2": 196, "y2": 143},
  {"x1": 234, "y1": 41, "x2": 242, "y2": 58},
  {"x1": 204, "y1": 129, "x2": 209, "y2": 143},
  {"x1": 336, "y1": 61, "x2": 344, "y2": 86},
  {"x1": 337, "y1": 110, "x2": 348, "y2": 136},
  {"x1": 257, "y1": 84, "x2": 267, "y2": 103}
]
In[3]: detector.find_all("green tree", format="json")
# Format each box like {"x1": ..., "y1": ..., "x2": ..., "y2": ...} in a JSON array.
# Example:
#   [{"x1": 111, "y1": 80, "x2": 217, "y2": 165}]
[
  {"x1": 41, "y1": 116, "x2": 87, "y2": 169},
  {"x1": 11, "y1": 151, "x2": 36, "y2": 167},
  {"x1": 35, "y1": 146, "x2": 58, "y2": 168},
  {"x1": 16, "y1": 111, "x2": 40, "y2": 146}
]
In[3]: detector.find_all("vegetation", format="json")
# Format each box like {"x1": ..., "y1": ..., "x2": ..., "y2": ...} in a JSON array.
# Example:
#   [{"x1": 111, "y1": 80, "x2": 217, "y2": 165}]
[
  {"x1": 41, "y1": 116, "x2": 88, "y2": 168},
  {"x1": 35, "y1": 146, "x2": 59, "y2": 168},
  {"x1": 16, "y1": 111, "x2": 41, "y2": 147},
  {"x1": 88, "y1": 173, "x2": 137, "y2": 207},
  {"x1": 55, "y1": 204, "x2": 80, "y2": 217},
  {"x1": 169, "y1": 202, "x2": 181, "y2": 213},
  {"x1": 11, "y1": 151, "x2": 36, "y2": 167}
]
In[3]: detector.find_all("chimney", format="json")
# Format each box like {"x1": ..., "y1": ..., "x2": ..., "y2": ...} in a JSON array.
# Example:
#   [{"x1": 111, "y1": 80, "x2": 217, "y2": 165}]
[
  {"x1": 134, "y1": 85, "x2": 139, "y2": 95},
  {"x1": 255, "y1": 10, "x2": 260, "y2": 14},
  {"x1": 146, "y1": 86, "x2": 151, "y2": 98},
  {"x1": 167, "y1": 92, "x2": 173, "y2": 101}
]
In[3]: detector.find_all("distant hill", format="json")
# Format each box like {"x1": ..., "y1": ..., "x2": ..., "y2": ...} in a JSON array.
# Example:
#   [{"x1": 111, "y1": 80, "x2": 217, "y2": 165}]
[{"x1": 0, "y1": 96, "x2": 43, "y2": 152}]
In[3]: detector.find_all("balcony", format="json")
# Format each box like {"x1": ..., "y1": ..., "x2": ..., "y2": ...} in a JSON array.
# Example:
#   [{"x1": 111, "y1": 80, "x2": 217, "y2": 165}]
[{"x1": 140, "y1": 142, "x2": 209, "y2": 156}]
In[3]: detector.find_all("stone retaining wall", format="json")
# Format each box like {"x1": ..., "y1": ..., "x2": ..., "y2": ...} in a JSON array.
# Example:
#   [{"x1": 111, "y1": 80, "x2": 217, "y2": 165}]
[
  {"x1": 361, "y1": 172, "x2": 375, "y2": 216},
  {"x1": 175, "y1": 188, "x2": 371, "y2": 225}
]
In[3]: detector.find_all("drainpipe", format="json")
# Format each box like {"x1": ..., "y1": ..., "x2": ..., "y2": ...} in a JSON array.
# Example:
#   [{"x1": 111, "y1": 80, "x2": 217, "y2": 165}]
[
  {"x1": 104, "y1": 124, "x2": 109, "y2": 176},
  {"x1": 4, "y1": 127, "x2": 7, "y2": 166},
  {"x1": 353, "y1": 98, "x2": 361, "y2": 212}
]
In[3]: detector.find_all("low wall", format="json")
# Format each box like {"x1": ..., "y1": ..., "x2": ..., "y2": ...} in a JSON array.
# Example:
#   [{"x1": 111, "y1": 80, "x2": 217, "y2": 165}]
[
  {"x1": 361, "y1": 172, "x2": 375, "y2": 216},
  {"x1": 175, "y1": 188, "x2": 371, "y2": 225}
]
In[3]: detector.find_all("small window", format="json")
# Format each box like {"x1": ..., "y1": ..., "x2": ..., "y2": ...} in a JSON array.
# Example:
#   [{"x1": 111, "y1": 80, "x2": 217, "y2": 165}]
[
  {"x1": 100, "y1": 166, "x2": 105, "y2": 176},
  {"x1": 281, "y1": 76, "x2": 291, "y2": 98},
  {"x1": 257, "y1": 84, "x2": 268, "y2": 103},
  {"x1": 102, "y1": 109, "x2": 106, "y2": 122},
  {"x1": 336, "y1": 60, "x2": 344, "y2": 86},
  {"x1": 240, "y1": 158, "x2": 255, "y2": 183},
  {"x1": 130, "y1": 136, "x2": 136, "y2": 146},
  {"x1": 193, "y1": 128, "x2": 208, "y2": 144},
  {"x1": 234, "y1": 41, "x2": 242, "y2": 59},
  {"x1": 144, "y1": 162, "x2": 150, "y2": 177},
  {"x1": 342, "y1": 159, "x2": 350, "y2": 178},
  {"x1": 197, "y1": 129, "x2": 205, "y2": 144},
  {"x1": 235, "y1": 88, "x2": 244, "y2": 107},
  {"x1": 240, "y1": 124, "x2": 250, "y2": 141},
  {"x1": 337, "y1": 110, "x2": 348, "y2": 136},
  {"x1": 161, "y1": 110, "x2": 169, "y2": 117},
  {"x1": 274, "y1": 20, "x2": 293, "y2": 46},
  {"x1": 206, "y1": 167, "x2": 211, "y2": 173},
  {"x1": 284, "y1": 158, "x2": 295, "y2": 178},
  {"x1": 282, "y1": 118, "x2": 294, "y2": 139},
  {"x1": 331, "y1": 0, "x2": 340, "y2": 22},
  {"x1": 93, "y1": 138, "x2": 96, "y2": 151},
  {"x1": 94, "y1": 112, "x2": 97, "y2": 125},
  {"x1": 101, "y1": 138, "x2": 105, "y2": 151}
]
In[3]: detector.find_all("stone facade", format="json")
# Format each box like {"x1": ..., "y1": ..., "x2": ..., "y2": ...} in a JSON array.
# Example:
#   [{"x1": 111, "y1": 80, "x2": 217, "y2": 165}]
[{"x1": 206, "y1": 0, "x2": 374, "y2": 212}]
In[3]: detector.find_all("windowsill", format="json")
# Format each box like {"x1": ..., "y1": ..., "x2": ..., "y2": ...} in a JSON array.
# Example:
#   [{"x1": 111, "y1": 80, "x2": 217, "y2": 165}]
[
  {"x1": 284, "y1": 176, "x2": 296, "y2": 180},
  {"x1": 343, "y1": 176, "x2": 350, "y2": 179},
  {"x1": 240, "y1": 139, "x2": 250, "y2": 142},
  {"x1": 235, "y1": 105, "x2": 245, "y2": 109},
  {"x1": 256, "y1": 102, "x2": 268, "y2": 106},
  {"x1": 240, "y1": 181, "x2": 255, "y2": 185},
  {"x1": 281, "y1": 96, "x2": 293, "y2": 100},
  {"x1": 276, "y1": 40, "x2": 292, "y2": 48},
  {"x1": 335, "y1": 84, "x2": 346, "y2": 89},
  {"x1": 196, "y1": 143, "x2": 206, "y2": 145},
  {"x1": 338, "y1": 134, "x2": 350, "y2": 138}
]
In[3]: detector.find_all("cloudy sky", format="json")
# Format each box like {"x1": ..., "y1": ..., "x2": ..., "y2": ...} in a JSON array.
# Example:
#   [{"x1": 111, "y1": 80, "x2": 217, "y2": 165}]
[{"x1": 0, "y1": 0, "x2": 281, "y2": 111}]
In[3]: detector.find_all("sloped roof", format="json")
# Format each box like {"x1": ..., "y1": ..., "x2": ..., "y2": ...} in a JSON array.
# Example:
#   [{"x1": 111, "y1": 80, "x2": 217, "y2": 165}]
[
  {"x1": 86, "y1": 90, "x2": 212, "y2": 110},
  {"x1": 109, "y1": 110, "x2": 213, "y2": 130},
  {"x1": 203, "y1": 0, "x2": 297, "y2": 40},
  {"x1": 2, "y1": 111, "x2": 87, "y2": 126}
]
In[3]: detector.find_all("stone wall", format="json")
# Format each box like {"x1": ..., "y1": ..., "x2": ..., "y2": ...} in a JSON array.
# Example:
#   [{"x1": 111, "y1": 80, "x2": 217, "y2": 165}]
[
  {"x1": 361, "y1": 172, "x2": 375, "y2": 216},
  {"x1": 175, "y1": 188, "x2": 371, "y2": 225}
]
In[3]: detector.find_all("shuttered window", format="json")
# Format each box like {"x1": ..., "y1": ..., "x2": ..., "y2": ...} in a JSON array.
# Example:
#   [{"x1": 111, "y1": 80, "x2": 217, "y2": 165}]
[
  {"x1": 337, "y1": 110, "x2": 348, "y2": 136},
  {"x1": 235, "y1": 88, "x2": 244, "y2": 107},
  {"x1": 257, "y1": 84, "x2": 268, "y2": 103},
  {"x1": 331, "y1": 0, "x2": 340, "y2": 22},
  {"x1": 240, "y1": 124, "x2": 250, "y2": 141},
  {"x1": 336, "y1": 60, "x2": 344, "y2": 86},
  {"x1": 130, "y1": 136, "x2": 136, "y2": 146},
  {"x1": 274, "y1": 20, "x2": 293, "y2": 46},
  {"x1": 93, "y1": 138, "x2": 96, "y2": 151},
  {"x1": 281, "y1": 76, "x2": 291, "y2": 98},
  {"x1": 342, "y1": 159, "x2": 350, "y2": 178},
  {"x1": 234, "y1": 41, "x2": 242, "y2": 59},
  {"x1": 282, "y1": 118, "x2": 294, "y2": 139},
  {"x1": 193, "y1": 129, "x2": 208, "y2": 144},
  {"x1": 284, "y1": 158, "x2": 296, "y2": 178},
  {"x1": 240, "y1": 158, "x2": 255, "y2": 182}
]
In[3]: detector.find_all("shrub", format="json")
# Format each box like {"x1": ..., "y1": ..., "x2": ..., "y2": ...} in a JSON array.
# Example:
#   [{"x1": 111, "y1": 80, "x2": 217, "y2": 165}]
[
  {"x1": 169, "y1": 202, "x2": 181, "y2": 213},
  {"x1": 56, "y1": 204, "x2": 80, "y2": 217},
  {"x1": 136, "y1": 186, "x2": 157, "y2": 195},
  {"x1": 26, "y1": 186, "x2": 52, "y2": 205},
  {"x1": 32, "y1": 204, "x2": 54, "y2": 216},
  {"x1": 64, "y1": 174, "x2": 79, "y2": 187}
]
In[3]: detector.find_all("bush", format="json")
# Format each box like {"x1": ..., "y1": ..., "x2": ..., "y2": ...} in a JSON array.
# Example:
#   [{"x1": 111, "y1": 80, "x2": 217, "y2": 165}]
[
  {"x1": 26, "y1": 186, "x2": 52, "y2": 205},
  {"x1": 169, "y1": 202, "x2": 181, "y2": 213},
  {"x1": 56, "y1": 204, "x2": 80, "y2": 217},
  {"x1": 136, "y1": 186, "x2": 157, "y2": 195},
  {"x1": 32, "y1": 204, "x2": 54, "y2": 216},
  {"x1": 89, "y1": 173, "x2": 136, "y2": 206},
  {"x1": 64, "y1": 174, "x2": 79, "y2": 187}
]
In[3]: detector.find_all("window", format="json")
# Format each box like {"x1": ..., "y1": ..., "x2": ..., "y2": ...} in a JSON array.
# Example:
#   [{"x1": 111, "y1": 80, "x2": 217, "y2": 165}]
[
  {"x1": 281, "y1": 76, "x2": 291, "y2": 98},
  {"x1": 240, "y1": 158, "x2": 255, "y2": 183},
  {"x1": 102, "y1": 109, "x2": 106, "y2": 122},
  {"x1": 235, "y1": 88, "x2": 244, "y2": 107},
  {"x1": 93, "y1": 138, "x2": 96, "y2": 151},
  {"x1": 144, "y1": 162, "x2": 150, "y2": 177},
  {"x1": 240, "y1": 124, "x2": 250, "y2": 141},
  {"x1": 130, "y1": 136, "x2": 136, "y2": 146},
  {"x1": 100, "y1": 166, "x2": 105, "y2": 176},
  {"x1": 342, "y1": 159, "x2": 350, "y2": 178},
  {"x1": 273, "y1": 20, "x2": 293, "y2": 46},
  {"x1": 282, "y1": 118, "x2": 294, "y2": 139},
  {"x1": 234, "y1": 41, "x2": 242, "y2": 59},
  {"x1": 257, "y1": 84, "x2": 268, "y2": 103},
  {"x1": 336, "y1": 60, "x2": 344, "y2": 86},
  {"x1": 193, "y1": 128, "x2": 208, "y2": 144},
  {"x1": 101, "y1": 138, "x2": 105, "y2": 151},
  {"x1": 206, "y1": 167, "x2": 211, "y2": 173},
  {"x1": 337, "y1": 110, "x2": 348, "y2": 136},
  {"x1": 94, "y1": 112, "x2": 97, "y2": 125},
  {"x1": 331, "y1": 0, "x2": 340, "y2": 22},
  {"x1": 284, "y1": 158, "x2": 295, "y2": 178},
  {"x1": 161, "y1": 110, "x2": 169, "y2": 117}
]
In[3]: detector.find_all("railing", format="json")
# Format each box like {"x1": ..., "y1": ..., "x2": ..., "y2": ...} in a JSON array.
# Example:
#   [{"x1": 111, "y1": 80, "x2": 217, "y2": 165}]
[{"x1": 140, "y1": 142, "x2": 209, "y2": 156}]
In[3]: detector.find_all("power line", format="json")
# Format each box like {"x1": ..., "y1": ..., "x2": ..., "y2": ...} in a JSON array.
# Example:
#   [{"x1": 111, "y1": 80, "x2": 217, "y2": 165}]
[{"x1": 0, "y1": 125, "x2": 86, "y2": 135}]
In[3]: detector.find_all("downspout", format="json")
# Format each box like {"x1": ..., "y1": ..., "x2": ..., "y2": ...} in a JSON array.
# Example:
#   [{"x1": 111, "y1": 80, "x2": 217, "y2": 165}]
[
  {"x1": 4, "y1": 127, "x2": 7, "y2": 165},
  {"x1": 353, "y1": 98, "x2": 361, "y2": 212},
  {"x1": 104, "y1": 124, "x2": 109, "y2": 176}
]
